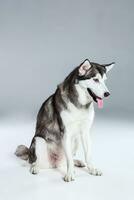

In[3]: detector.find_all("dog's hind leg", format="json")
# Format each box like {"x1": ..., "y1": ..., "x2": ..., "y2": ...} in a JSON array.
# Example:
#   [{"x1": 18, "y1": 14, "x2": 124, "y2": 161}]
[{"x1": 29, "y1": 136, "x2": 50, "y2": 174}]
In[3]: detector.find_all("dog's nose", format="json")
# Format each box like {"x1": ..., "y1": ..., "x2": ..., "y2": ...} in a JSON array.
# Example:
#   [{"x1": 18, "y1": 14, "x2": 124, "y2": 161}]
[{"x1": 104, "y1": 92, "x2": 110, "y2": 97}]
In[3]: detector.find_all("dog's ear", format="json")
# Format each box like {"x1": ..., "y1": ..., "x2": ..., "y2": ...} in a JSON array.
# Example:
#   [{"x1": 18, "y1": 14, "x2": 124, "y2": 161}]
[
  {"x1": 79, "y1": 59, "x2": 91, "y2": 76},
  {"x1": 104, "y1": 62, "x2": 115, "y2": 73}
]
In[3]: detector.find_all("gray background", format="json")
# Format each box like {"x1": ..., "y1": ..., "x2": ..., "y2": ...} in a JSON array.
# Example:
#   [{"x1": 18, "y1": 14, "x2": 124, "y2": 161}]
[{"x1": 0, "y1": 0, "x2": 133, "y2": 119}]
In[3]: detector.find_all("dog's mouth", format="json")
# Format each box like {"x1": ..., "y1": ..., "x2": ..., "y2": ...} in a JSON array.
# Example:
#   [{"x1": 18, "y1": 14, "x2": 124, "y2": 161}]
[{"x1": 87, "y1": 88, "x2": 103, "y2": 109}]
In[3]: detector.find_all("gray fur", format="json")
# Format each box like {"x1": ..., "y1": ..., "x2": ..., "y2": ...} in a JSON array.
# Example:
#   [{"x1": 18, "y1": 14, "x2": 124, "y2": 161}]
[
  {"x1": 15, "y1": 145, "x2": 29, "y2": 160},
  {"x1": 15, "y1": 59, "x2": 112, "y2": 165}
]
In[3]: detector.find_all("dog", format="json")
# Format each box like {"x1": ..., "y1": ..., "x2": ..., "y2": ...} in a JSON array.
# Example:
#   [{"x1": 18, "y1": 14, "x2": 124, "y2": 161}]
[{"x1": 15, "y1": 59, "x2": 114, "y2": 182}]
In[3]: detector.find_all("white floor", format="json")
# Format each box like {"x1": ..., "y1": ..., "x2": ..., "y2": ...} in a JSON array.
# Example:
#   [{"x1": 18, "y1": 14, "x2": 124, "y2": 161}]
[{"x1": 0, "y1": 116, "x2": 134, "y2": 200}]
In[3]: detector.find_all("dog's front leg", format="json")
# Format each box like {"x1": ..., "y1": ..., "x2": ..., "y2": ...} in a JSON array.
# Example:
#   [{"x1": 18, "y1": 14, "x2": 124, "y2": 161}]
[
  {"x1": 81, "y1": 131, "x2": 102, "y2": 176},
  {"x1": 63, "y1": 134, "x2": 75, "y2": 182}
]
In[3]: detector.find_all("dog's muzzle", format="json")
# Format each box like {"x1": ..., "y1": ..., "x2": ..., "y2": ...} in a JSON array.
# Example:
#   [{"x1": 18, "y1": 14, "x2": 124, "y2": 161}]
[{"x1": 87, "y1": 88, "x2": 103, "y2": 109}]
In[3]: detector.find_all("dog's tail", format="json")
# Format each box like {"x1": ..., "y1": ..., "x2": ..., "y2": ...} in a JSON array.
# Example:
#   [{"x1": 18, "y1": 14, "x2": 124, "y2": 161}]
[{"x1": 15, "y1": 145, "x2": 29, "y2": 161}]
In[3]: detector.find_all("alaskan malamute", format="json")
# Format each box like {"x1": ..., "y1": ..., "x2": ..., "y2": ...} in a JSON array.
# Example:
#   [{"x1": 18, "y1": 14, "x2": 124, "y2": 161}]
[{"x1": 15, "y1": 59, "x2": 114, "y2": 182}]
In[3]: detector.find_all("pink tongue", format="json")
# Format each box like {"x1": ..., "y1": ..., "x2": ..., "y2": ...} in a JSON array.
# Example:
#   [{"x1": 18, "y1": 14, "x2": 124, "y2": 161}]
[{"x1": 97, "y1": 98, "x2": 103, "y2": 109}]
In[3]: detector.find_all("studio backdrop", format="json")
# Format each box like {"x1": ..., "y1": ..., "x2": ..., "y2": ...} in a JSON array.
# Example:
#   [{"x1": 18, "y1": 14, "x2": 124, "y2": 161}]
[{"x1": 0, "y1": 0, "x2": 133, "y2": 119}]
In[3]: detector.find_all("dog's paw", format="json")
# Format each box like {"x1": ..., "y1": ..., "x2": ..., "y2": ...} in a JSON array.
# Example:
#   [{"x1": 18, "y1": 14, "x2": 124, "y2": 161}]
[
  {"x1": 88, "y1": 166, "x2": 102, "y2": 176},
  {"x1": 30, "y1": 164, "x2": 39, "y2": 175},
  {"x1": 63, "y1": 173, "x2": 75, "y2": 182}
]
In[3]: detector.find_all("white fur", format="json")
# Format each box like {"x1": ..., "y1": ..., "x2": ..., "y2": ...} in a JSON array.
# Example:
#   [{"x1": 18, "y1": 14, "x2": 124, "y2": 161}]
[
  {"x1": 30, "y1": 137, "x2": 50, "y2": 174},
  {"x1": 106, "y1": 63, "x2": 115, "y2": 72},
  {"x1": 30, "y1": 78, "x2": 104, "y2": 179},
  {"x1": 29, "y1": 62, "x2": 115, "y2": 180},
  {"x1": 79, "y1": 73, "x2": 109, "y2": 99},
  {"x1": 60, "y1": 82, "x2": 102, "y2": 181},
  {"x1": 30, "y1": 137, "x2": 66, "y2": 174}
]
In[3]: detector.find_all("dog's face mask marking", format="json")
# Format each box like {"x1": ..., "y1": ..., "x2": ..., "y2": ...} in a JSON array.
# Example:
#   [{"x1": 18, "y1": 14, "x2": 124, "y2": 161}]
[{"x1": 78, "y1": 59, "x2": 115, "y2": 108}]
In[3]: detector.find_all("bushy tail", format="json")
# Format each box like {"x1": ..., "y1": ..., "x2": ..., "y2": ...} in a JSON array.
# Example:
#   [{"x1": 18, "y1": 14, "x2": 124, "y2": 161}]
[{"x1": 15, "y1": 145, "x2": 29, "y2": 161}]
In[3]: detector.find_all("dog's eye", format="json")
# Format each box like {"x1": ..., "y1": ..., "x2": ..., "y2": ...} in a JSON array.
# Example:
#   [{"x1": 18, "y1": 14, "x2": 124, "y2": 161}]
[{"x1": 93, "y1": 79, "x2": 99, "y2": 83}]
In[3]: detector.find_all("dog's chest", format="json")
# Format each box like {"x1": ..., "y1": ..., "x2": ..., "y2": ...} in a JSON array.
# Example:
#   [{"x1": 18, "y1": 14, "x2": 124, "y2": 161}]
[{"x1": 60, "y1": 101, "x2": 94, "y2": 133}]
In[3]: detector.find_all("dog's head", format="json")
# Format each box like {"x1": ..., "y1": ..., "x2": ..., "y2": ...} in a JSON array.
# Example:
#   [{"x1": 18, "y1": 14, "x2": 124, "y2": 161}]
[{"x1": 77, "y1": 59, "x2": 115, "y2": 108}]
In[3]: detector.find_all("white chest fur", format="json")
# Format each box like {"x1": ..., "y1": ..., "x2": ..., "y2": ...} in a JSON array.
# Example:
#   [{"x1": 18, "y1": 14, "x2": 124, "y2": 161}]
[
  {"x1": 61, "y1": 101, "x2": 94, "y2": 123},
  {"x1": 60, "y1": 83, "x2": 94, "y2": 136},
  {"x1": 60, "y1": 101, "x2": 94, "y2": 136}
]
